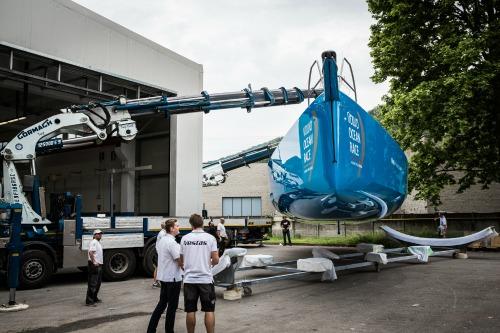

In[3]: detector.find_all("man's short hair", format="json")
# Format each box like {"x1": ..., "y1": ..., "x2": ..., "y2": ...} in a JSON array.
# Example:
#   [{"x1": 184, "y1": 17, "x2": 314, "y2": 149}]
[
  {"x1": 164, "y1": 219, "x2": 177, "y2": 233},
  {"x1": 189, "y1": 214, "x2": 204, "y2": 228}
]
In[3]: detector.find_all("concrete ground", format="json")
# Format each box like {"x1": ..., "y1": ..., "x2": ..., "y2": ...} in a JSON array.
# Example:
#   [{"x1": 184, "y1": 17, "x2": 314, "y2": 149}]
[{"x1": 1, "y1": 245, "x2": 499, "y2": 333}]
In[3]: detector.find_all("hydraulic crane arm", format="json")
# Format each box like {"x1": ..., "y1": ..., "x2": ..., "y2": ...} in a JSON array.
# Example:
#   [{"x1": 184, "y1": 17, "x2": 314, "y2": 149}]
[
  {"x1": 73, "y1": 86, "x2": 321, "y2": 117},
  {"x1": 3, "y1": 86, "x2": 321, "y2": 160},
  {"x1": 202, "y1": 138, "x2": 281, "y2": 186}
]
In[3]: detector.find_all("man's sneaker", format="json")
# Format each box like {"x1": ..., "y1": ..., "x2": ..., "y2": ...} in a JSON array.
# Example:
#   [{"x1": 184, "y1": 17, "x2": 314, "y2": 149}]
[
  {"x1": 85, "y1": 302, "x2": 96, "y2": 307},
  {"x1": 94, "y1": 298, "x2": 102, "y2": 303},
  {"x1": 152, "y1": 281, "x2": 161, "y2": 288}
]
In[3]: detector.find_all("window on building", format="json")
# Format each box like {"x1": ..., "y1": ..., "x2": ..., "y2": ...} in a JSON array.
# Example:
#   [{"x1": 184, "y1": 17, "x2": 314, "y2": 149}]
[{"x1": 222, "y1": 197, "x2": 262, "y2": 217}]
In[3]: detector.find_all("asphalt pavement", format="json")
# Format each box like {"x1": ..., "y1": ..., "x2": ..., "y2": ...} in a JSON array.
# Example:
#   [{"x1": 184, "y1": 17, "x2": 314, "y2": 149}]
[{"x1": 1, "y1": 245, "x2": 499, "y2": 333}]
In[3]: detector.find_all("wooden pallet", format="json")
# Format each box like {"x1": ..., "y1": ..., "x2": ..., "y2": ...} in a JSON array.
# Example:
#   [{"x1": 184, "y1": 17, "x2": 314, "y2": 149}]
[{"x1": 467, "y1": 235, "x2": 500, "y2": 249}]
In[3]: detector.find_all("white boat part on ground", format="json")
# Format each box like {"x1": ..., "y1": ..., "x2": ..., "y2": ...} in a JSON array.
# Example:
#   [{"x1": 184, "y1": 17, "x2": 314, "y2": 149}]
[{"x1": 380, "y1": 225, "x2": 498, "y2": 247}]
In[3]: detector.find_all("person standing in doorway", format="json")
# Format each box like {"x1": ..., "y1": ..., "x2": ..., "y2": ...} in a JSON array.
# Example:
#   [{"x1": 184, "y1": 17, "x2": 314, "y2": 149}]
[
  {"x1": 180, "y1": 214, "x2": 219, "y2": 333},
  {"x1": 281, "y1": 217, "x2": 292, "y2": 246},
  {"x1": 147, "y1": 219, "x2": 183, "y2": 333},
  {"x1": 217, "y1": 218, "x2": 228, "y2": 256},
  {"x1": 86, "y1": 229, "x2": 103, "y2": 306},
  {"x1": 437, "y1": 212, "x2": 448, "y2": 238}
]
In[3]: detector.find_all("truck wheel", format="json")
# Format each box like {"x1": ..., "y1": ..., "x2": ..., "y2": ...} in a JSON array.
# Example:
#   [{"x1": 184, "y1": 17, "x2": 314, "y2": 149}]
[
  {"x1": 142, "y1": 244, "x2": 157, "y2": 277},
  {"x1": 19, "y1": 249, "x2": 53, "y2": 289},
  {"x1": 103, "y1": 249, "x2": 136, "y2": 281}
]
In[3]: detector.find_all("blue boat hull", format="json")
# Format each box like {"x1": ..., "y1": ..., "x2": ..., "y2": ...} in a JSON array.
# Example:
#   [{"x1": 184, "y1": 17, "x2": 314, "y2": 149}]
[{"x1": 268, "y1": 90, "x2": 408, "y2": 221}]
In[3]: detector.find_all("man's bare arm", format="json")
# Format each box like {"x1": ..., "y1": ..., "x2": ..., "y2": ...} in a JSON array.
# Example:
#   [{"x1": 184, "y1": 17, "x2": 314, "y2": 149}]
[
  {"x1": 89, "y1": 251, "x2": 98, "y2": 265},
  {"x1": 178, "y1": 255, "x2": 184, "y2": 269},
  {"x1": 211, "y1": 251, "x2": 219, "y2": 266}
]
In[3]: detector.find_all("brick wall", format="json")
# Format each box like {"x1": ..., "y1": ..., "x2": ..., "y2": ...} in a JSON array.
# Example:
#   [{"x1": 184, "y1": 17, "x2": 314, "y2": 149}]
[
  {"x1": 202, "y1": 162, "x2": 275, "y2": 217},
  {"x1": 397, "y1": 190, "x2": 430, "y2": 214},
  {"x1": 437, "y1": 182, "x2": 500, "y2": 213}
]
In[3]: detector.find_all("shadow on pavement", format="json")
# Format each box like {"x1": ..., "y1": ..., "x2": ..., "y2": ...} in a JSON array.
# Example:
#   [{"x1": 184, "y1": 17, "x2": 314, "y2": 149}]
[{"x1": 19, "y1": 311, "x2": 150, "y2": 333}]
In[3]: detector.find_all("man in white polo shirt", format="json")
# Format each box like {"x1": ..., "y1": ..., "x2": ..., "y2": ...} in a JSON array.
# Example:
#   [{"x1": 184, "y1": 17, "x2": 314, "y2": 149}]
[
  {"x1": 86, "y1": 229, "x2": 103, "y2": 306},
  {"x1": 147, "y1": 219, "x2": 182, "y2": 333},
  {"x1": 180, "y1": 214, "x2": 219, "y2": 333},
  {"x1": 152, "y1": 221, "x2": 168, "y2": 288}
]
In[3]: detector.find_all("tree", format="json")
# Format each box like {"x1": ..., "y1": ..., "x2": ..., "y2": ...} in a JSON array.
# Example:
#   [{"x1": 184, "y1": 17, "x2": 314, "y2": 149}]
[{"x1": 367, "y1": 0, "x2": 500, "y2": 206}]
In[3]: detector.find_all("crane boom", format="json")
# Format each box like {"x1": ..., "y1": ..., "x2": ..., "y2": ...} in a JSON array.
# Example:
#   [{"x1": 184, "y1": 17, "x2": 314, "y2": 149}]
[
  {"x1": 71, "y1": 86, "x2": 321, "y2": 116},
  {"x1": 202, "y1": 138, "x2": 281, "y2": 187}
]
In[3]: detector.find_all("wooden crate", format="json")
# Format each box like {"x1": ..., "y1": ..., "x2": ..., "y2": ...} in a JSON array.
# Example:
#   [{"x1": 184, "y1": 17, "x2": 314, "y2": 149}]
[
  {"x1": 467, "y1": 235, "x2": 500, "y2": 249},
  {"x1": 467, "y1": 240, "x2": 483, "y2": 249},
  {"x1": 489, "y1": 235, "x2": 500, "y2": 249}
]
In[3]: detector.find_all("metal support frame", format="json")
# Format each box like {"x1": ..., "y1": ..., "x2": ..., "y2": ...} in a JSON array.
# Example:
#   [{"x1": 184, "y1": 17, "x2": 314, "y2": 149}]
[
  {"x1": 215, "y1": 247, "x2": 459, "y2": 297},
  {"x1": 0, "y1": 202, "x2": 29, "y2": 311}
]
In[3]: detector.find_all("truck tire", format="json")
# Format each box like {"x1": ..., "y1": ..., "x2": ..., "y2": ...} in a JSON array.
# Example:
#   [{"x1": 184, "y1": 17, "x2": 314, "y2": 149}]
[
  {"x1": 19, "y1": 249, "x2": 54, "y2": 289},
  {"x1": 142, "y1": 244, "x2": 157, "y2": 277},
  {"x1": 102, "y1": 249, "x2": 136, "y2": 281}
]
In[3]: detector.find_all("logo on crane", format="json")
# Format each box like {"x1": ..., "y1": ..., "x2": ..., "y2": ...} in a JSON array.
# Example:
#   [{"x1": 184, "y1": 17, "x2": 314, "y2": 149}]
[
  {"x1": 9, "y1": 172, "x2": 20, "y2": 203},
  {"x1": 16, "y1": 119, "x2": 53, "y2": 140}
]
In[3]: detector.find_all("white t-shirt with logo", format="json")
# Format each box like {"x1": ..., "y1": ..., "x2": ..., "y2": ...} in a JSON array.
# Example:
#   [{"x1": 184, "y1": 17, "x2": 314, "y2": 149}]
[
  {"x1": 156, "y1": 229, "x2": 167, "y2": 252},
  {"x1": 180, "y1": 229, "x2": 218, "y2": 284},
  {"x1": 156, "y1": 233, "x2": 182, "y2": 282},
  {"x1": 439, "y1": 216, "x2": 447, "y2": 227},
  {"x1": 88, "y1": 239, "x2": 103, "y2": 265},
  {"x1": 217, "y1": 223, "x2": 227, "y2": 238}
]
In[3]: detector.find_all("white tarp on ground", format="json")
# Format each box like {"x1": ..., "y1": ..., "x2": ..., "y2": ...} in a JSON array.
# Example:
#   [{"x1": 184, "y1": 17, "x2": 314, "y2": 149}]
[
  {"x1": 212, "y1": 248, "x2": 247, "y2": 276},
  {"x1": 365, "y1": 252, "x2": 388, "y2": 264},
  {"x1": 381, "y1": 225, "x2": 498, "y2": 247},
  {"x1": 240, "y1": 254, "x2": 274, "y2": 268},
  {"x1": 297, "y1": 258, "x2": 336, "y2": 281},
  {"x1": 356, "y1": 243, "x2": 384, "y2": 253},
  {"x1": 407, "y1": 246, "x2": 433, "y2": 263},
  {"x1": 311, "y1": 247, "x2": 339, "y2": 281}
]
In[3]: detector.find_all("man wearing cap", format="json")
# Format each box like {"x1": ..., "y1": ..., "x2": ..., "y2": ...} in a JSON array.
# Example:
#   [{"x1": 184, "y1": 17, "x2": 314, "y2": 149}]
[{"x1": 86, "y1": 229, "x2": 103, "y2": 306}]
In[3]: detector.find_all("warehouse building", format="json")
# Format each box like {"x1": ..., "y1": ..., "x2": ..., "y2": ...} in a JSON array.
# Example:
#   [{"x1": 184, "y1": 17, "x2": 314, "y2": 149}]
[{"x1": 0, "y1": 0, "x2": 203, "y2": 216}]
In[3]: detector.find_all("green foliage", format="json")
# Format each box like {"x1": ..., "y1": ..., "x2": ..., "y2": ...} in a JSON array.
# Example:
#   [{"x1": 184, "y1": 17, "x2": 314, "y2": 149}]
[
  {"x1": 264, "y1": 230, "x2": 464, "y2": 246},
  {"x1": 265, "y1": 232, "x2": 400, "y2": 247},
  {"x1": 367, "y1": 0, "x2": 500, "y2": 206}
]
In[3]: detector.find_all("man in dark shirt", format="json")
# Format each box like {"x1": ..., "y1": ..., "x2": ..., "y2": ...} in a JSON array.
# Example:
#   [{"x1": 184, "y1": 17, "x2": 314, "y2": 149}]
[
  {"x1": 280, "y1": 218, "x2": 292, "y2": 246},
  {"x1": 206, "y1": 220, "x2": 219, "y2": 241}
]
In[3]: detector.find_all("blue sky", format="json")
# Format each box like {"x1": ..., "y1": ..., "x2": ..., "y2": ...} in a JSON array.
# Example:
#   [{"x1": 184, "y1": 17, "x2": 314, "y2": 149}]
[{"x1": 73, "y1": 0, "x2": 387, "y2": 160}]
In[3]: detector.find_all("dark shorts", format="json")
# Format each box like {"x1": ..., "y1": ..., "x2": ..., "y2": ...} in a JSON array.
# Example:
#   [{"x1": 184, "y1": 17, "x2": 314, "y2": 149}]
[{"x1": 183, "y1": 283, "x2": 216, "y2": 312}]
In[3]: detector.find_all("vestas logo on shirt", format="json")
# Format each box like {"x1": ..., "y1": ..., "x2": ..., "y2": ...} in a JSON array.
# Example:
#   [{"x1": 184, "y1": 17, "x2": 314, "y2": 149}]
[
  {"x1": 17, "y1": 119, "x2": 53, "y2": 139},
  {"x1": 183, "y1": 241, "x2": 208, "y2": 245}
]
